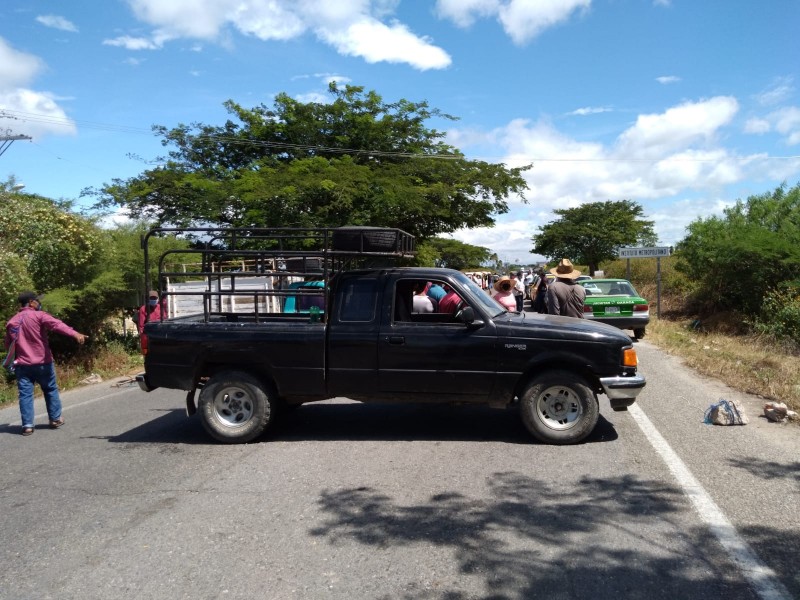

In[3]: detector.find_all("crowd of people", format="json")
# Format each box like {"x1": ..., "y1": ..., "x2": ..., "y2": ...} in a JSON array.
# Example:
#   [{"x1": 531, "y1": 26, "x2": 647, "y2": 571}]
[
  {"x1": 429, "y1": 258, "x2": 587, "y2": 318},
  {"x1": 486, "y1": 259, "x2": 586, "y2": 318}
]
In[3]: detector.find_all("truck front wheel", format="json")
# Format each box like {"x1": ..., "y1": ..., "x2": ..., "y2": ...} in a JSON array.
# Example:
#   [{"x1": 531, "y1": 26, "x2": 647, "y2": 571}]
[
  {"x1": 519, "y1": 371, "x2": 599, "y2": 445},
  {"x1": 198, "y1": 370, "x2": 274, "y2": 444}
]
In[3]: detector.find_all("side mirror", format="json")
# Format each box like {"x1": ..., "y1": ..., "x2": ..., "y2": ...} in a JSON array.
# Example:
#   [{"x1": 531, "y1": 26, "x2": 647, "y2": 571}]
[{"x1": 457, "y1": 306, "x2": 484, "y2": 328}]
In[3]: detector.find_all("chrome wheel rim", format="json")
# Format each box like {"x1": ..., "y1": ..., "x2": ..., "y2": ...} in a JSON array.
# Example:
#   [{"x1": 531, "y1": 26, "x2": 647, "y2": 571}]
[
  {"x1": 535, "y1": 385, "x2": 582, "y2": 430},
  {"x1": 211, "y1": 385, "x2": 254, "y2": 428}
]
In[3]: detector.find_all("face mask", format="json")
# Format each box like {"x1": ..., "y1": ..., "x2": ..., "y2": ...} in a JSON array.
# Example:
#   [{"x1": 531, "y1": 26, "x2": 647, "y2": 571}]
[
  {"x1": 148, "y1": 299, "x2": 158, "y2": 307},
  {"x1": 35, "y1": 303, "x2": 43, "y2": 311}
]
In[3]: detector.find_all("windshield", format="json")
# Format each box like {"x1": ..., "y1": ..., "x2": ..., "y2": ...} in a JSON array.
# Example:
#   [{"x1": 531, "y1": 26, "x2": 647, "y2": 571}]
[
  {"x1": 581, "y1": 280, "x2": 638, "y2": 296},
  {"x1": 452, "y1": 272, "x2": 507, "y2": 318}
]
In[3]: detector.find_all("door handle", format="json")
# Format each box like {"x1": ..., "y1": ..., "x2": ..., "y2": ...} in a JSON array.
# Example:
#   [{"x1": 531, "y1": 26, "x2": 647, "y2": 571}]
[{"x1": 387, "y1": 336, "x2": 405, "y2": 345}]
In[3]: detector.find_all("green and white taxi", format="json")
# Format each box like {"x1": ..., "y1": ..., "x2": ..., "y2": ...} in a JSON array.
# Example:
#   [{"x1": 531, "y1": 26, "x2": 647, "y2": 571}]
[{"x1": 579, "y1": 278, "x2": 649, "y2": 339}]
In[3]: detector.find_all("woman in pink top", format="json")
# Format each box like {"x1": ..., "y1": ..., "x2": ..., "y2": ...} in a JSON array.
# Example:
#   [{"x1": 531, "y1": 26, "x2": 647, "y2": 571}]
[{"x1": 492, "y1": 276, "x2": 517, "y2": 312}]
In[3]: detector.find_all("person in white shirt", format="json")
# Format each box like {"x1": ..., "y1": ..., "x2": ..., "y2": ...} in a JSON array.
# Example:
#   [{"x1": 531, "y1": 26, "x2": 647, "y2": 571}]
[
  {"x1": 510, "y1": 272, "x2": 525, "y2": 312},
  {"x1": 412, "y1": 281, "x2": 436, "y2": 313}
]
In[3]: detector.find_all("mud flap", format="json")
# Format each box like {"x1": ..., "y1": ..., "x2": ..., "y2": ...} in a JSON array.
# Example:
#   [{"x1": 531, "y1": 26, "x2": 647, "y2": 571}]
[{"x1": 186, "y1": 388, "x2": 197, "y2": 416}]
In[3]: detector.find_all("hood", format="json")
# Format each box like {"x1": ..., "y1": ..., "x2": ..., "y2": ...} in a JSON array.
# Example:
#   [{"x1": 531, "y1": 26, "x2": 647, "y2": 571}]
[{"x1": 493, "y1": 311, "x2": 632, "y2": 344}]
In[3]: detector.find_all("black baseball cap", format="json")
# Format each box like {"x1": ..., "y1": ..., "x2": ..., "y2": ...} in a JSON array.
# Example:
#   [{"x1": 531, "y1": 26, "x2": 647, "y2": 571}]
[{"x1": 18, "y1": 291, "x2": 42, "y2": 305}]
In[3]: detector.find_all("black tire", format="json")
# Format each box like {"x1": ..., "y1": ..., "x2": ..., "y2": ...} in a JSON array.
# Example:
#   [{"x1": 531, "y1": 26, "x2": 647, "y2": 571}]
[
  {"x1": 633, "y1": 327, "x2": 646, "y2": 340},
  {"x1": 519, "y1": 370, "x2": 599, "y2": 445},
  {"x1": 198, "y1": 370, "x2": 274, "y2": 444}
]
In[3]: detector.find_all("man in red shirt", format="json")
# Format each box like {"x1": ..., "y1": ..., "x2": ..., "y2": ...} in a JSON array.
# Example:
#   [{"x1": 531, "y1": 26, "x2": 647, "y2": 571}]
[
  {"x1": 437, "y1": 286, "x2": 463, "y2": 314},
  {"x1": 4, "y1": 291, "x2": 87, "y2": 436}
]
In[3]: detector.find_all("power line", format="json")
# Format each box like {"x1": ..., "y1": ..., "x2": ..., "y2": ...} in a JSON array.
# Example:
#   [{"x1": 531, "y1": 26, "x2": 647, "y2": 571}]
[
  {"x1": 0, "y1": 132, "x2": 32, "y2": 158},
  {"x1": 2, "y1": 108, "x2": 800, "y2": 164}
]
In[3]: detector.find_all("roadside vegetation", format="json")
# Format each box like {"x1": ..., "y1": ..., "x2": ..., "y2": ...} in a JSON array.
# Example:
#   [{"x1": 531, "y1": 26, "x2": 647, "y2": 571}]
[
  {"x1": 601, "y1": 252, "x2": 800, "y2": 413},
  {"x1": 1, "y1": 85, "x2": 799, "y2": 417}
]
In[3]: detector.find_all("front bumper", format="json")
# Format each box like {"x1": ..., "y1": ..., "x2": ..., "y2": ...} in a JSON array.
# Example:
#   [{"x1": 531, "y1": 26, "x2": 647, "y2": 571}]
[
  {"x1": 599, "y1": 374, "x2": 646, "y2": 410},
  {"x1": 586, "y1": 315, "x2": 650, "y2": 330}
]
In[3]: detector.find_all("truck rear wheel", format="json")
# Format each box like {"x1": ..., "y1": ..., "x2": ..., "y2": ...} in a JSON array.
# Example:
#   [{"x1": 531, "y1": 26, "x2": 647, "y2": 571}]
[
  {"x1": 519, "y1": 370, "x2": 599, "y2": 445},
  {"x1": 198, "y1": 370, "x2": 274, "y2": 443}
]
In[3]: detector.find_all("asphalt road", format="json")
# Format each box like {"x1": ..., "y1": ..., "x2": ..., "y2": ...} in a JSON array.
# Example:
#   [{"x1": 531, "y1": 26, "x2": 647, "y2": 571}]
[{"x1": 0, "y1": 340, "x2": 797, "y2": 600}]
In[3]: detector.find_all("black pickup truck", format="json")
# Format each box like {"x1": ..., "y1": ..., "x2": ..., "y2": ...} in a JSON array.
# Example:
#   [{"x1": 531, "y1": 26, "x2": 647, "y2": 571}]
[{"x1": 136, "y1": 227, "x2": 645, "y2": 445}]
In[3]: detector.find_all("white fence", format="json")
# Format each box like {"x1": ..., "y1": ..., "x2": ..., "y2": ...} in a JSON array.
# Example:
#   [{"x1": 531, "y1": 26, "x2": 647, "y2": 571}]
[{"x1": 165, "y1": 276, "x2": 302, "y2": 318}]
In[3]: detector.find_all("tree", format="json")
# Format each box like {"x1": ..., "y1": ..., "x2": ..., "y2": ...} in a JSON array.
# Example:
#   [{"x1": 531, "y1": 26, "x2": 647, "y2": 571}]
[
  {"x1": 422, "y1": 238, "x2": 491, "y2": 271},
  {"x1": 91, "y1": 83, "x2": 529, "y2": 241},
  {"x1": 531, "y1": 200, "x2": 657, "y2": 275},
  {"x1": 675, "y1": 182, "x2": 800, "y2": 315},
  {"x1": 0, "y1": 193, "x2": 104, "y2": 294}
]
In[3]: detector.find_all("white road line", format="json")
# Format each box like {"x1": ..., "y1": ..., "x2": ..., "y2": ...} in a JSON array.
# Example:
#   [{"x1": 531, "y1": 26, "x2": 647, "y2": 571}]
[
  {"x1": 629, "y1": 403, "x2": 791, "y2": 600},
  {"x1": 5, "y1": 388, "x2": 136, "y2": 426}
]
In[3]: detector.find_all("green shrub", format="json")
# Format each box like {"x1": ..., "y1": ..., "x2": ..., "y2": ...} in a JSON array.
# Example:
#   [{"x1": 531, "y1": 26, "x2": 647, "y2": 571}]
[{"x1": 752, "y1": 287, "x2": 800, "y2": 345}]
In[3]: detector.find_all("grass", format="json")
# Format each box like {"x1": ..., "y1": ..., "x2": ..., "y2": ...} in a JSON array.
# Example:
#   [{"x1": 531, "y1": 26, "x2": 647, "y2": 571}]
[{"x1": 645, "y1": 317, "x2": 800, "y2": 413}]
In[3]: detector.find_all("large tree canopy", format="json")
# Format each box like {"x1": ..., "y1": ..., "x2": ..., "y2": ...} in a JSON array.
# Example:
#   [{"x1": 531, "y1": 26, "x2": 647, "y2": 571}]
[
  {"x1": 531, "y1": 200, "x2": 657, "y2": 275},
  {"x1": 676, "y1": 182, "x2": 800, "y2": 314},
  {"x1": 93, "y1": 83, "x2": 529, "y2": 241}
]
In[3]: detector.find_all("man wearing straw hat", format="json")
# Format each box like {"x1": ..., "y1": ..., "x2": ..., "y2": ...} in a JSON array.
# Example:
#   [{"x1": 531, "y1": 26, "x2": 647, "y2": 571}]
[{"x1": 546, "y1": 259, "x2": 586, "y2": 319}]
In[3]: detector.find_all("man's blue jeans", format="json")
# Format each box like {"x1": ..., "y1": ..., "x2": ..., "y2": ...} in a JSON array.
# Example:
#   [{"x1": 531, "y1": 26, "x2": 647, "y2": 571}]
[{"x1": 15, "y1": 363, "x2": 62, "y2": 427}]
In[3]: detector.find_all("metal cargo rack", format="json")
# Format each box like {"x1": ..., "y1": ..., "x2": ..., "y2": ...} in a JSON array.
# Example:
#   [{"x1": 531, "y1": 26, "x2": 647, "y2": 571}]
[{"x1": 142, "y1": 226, "x2": 415, "y2": 323}]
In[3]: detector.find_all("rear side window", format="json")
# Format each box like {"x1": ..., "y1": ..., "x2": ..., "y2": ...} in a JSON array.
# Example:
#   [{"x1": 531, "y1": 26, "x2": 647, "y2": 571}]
[{"x1": 338, "y1": 278, "x2": 378, "y2": 322}]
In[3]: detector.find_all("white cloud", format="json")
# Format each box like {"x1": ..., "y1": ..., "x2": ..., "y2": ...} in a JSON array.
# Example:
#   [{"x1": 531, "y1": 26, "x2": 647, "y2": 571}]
[
  {"x1": 743, "y1": 106, "x2": 800, "y2": 146},
  {"x1": 771, "y1": 107, "x2": 800, "y2": 145},
  {"x1": 755, "y1": 76, "x2": 794, "y2": 107},
  {"x1": 436, "y1": 0, "x2": 500, "y2": 28},
  {"x1": 744, "y1": 118, "x2": 770, "y2": 134},
  {"x1": 128, "y1": 0, "x2": 234, "y2": 39},
  {"x1": 118, "y1": 0, "x2": 451, "y2": 70},
  {"x1": 0, "y1": 37, "x2": 44, "y2": 88},
  {"x1": 319, "y1": 19, "x2": 451, "y2": 69},
  {"x1": 36, "y1": 15, "x2": 79, "y2": 33},
  {"x1": 103, "y1": 35, "x2": 163, "y2": 50},
  {"x1": 0, "y1": 89, "x2": 77, "y2": 138},
  {"x1": 450, "y1": 218, "x2": 547, "y2": 263},
  {"x1": 446, "y1": 96, "x2": 778, "y2": 261},
  {"x1": 0, "y1": 38, "x2": 75, "y2": 140},
  {"x1": 568, "y1": 106, "x2": 611, "y2": 116},
  {"x1": 615, "y1": 96, "x2": 739, "y2": 158},
  {"x1": 498, "y1": 0, "x2": 591, "y2": 45},
  {"x1": 295, "y1": 92, "x2": 328, "y2": 104},
  {"x1": 437, "y1": 0, "x2": 591, "y2": 45},
  {"x1": 656, "y1": 75, "x2": 680, "y2": 84}
]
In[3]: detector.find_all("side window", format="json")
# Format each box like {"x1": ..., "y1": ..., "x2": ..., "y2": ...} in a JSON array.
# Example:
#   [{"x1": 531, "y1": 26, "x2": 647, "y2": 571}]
[
  {"x1": 338, "y1": 278, "x2": 377, "y2": 322},
  {"x1": 394, "y1": 278, "x2": 465, "y2": 324}
]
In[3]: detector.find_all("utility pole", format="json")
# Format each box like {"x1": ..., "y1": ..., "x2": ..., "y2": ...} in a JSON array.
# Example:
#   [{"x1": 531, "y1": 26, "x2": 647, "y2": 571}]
[{"x1": 0, "y1": 132, "x2": 32, "y2": 158}]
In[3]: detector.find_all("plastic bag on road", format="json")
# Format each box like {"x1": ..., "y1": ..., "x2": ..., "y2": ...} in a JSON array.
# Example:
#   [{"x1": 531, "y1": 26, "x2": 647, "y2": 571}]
[{"x1": 704, "y1": 398, "x2": 748, "y2": 425}]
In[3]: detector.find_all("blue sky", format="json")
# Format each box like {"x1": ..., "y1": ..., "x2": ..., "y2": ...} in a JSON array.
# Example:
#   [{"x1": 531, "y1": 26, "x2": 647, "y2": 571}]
[{"x1": 1, "y1": 0, "x2": 799, "y2": 263}]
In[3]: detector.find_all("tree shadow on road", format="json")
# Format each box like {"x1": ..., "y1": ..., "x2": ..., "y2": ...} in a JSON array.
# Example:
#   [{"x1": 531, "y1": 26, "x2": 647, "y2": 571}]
[
  {"x1": 725, "y1": 456, "x2": 800, "y2": 487},
  {"x1": 308, "y1": 472, "x2": 782, "y2": 600}
]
